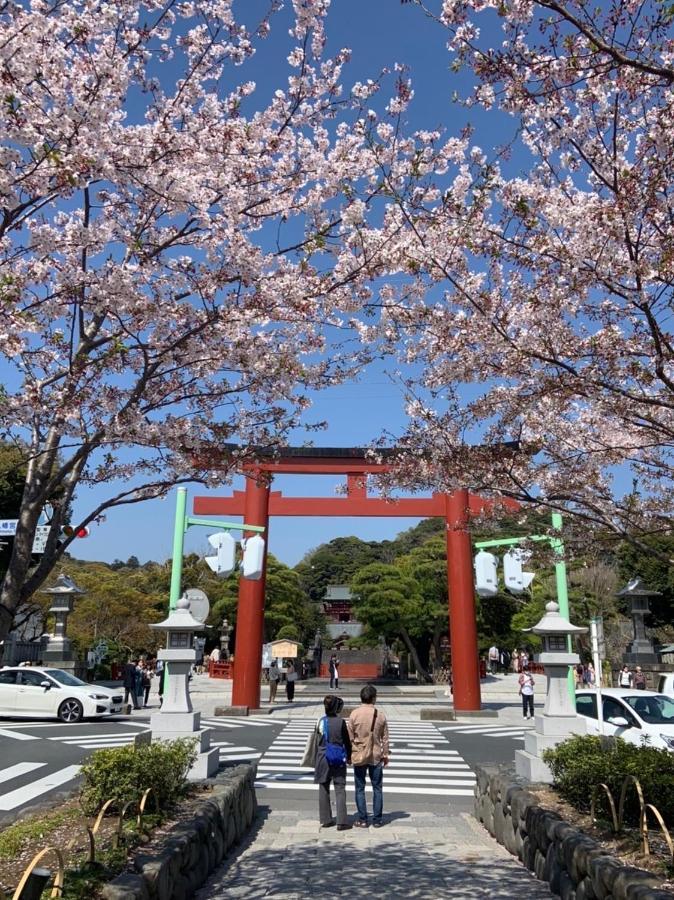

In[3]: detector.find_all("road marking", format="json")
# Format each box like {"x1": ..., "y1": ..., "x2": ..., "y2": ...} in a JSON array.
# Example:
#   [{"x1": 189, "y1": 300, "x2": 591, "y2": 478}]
[
  {"x1": 0, "y1": 763, "x2": 47, "y2": 783},
  {"x1": 0, "y1": 727, "x2": 39, "y2": 741},
  {"x1": 0, "y1": 765, "x2": 81, "y2": 810},
  {"x1": 49, "y1": 731, "x2": 143, "y2": 741},
  {"x1": 255, "y1": 782, "x2": 474, "y2": 797}
]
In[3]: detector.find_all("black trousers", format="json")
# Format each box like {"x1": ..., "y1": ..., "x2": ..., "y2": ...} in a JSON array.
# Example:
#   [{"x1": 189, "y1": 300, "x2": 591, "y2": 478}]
[
  {"x1": 286, "y1": 680, "x2": 295, "y2": 701},
  {"x1": 124, "y1": 687, "x2": 140, "y2": 709},
  {"x1": 522, "y1": 694, "x2": 534, "y2": 717}
]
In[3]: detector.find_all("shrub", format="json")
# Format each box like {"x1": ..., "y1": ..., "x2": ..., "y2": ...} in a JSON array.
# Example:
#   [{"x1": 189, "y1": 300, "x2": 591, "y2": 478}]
[
  {"x1": 80, "y1": 738, "x2": 198, "y2": 816},
  {"x1": 543, "y1": 735, "x2": 674, "y2": 826}
]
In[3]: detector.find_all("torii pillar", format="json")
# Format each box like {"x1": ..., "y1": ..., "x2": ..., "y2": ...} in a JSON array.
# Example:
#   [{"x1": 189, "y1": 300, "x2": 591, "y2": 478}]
[{"x1": 231, "y1": 471, "x2": 270, "y2": 709}]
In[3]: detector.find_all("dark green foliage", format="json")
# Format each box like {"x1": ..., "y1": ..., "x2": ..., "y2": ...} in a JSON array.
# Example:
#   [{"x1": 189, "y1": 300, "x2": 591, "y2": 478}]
[
  {"x1": 79, "y1": 738, "x2": 197, "y2": 816},
  {"x1": 543, "y1": 735, "x2": 674, "y2": 826},
  {"x1": 296, "y1": 536, "x2": 388, "y2": 602}
]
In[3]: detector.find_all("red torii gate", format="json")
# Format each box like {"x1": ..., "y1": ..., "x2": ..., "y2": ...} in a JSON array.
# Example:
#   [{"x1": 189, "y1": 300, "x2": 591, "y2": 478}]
[{"x1": 194, "y1": 447, "x2": 514, "y2": 713}]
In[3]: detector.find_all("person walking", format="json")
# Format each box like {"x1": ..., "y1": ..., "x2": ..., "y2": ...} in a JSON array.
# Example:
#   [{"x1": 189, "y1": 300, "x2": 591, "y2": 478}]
[
  {"x1": 488, "y1": 644, "x2": 499, "y2": 675},
  {"x1": 519, "y1": 666, "x2": 535, "y2": 720},
  {"x1": 618, "y1": 664, "x2": 634, "y2": 688},
  {"x1": 347, "y1": 684, "x2": 390, "y2": 828},
  {"x1": 268, "y1": 659, "x2": 280, "y2": 703},
  {"x1": 634, "y1": 666, "x2": 647, "y2": 689},
  {"x1": 140, "y1": 661, "x2": 152, "y2": 707},
  {"x1": 311, "y1": 695, "x2": 352, "y2": 831},
  {"x1": 122, "y1": 658, "x2": 141, "y2": 710},
  {"x1": 285, "y1": 660, "x2": 297, "y2": 702},
  {"x1": 329, "y1": 654, "x2": 340, "y2": 690}
]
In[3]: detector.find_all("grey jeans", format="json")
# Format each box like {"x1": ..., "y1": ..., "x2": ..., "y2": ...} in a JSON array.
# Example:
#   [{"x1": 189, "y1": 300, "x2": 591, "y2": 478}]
[{"x1": 318, "y1": 773, "x2": 347, "y2": 826}]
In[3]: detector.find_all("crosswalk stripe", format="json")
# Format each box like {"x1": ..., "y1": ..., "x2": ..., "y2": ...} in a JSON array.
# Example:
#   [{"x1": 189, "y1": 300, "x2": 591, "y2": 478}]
[
  {"x1": 220, "y1": 753, "x2": 262, "y2": 761},
  {"x1": 0, "y1": 763, "x2": 47, "y2": 783},
  {"x1": 0, "y1": 727, "x2": 39, "y2": 741},
  {"x1": 0, "y1": 765, "x2": 81, "y2": 810},
  {"x1": 255, "y1": 782, "x2": 474, "y2": 797},
  {"x1": 49, "y1": 731, "x2": 143, "y2": 741}
]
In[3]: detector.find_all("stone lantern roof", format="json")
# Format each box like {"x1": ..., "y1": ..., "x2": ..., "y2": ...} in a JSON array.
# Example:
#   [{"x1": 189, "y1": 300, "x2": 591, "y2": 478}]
[
  {"x1": 523, "y1": 600, "x2": 587, "y2": 637},
  {"x1": 151, "y1": 596, "x2": 205, "y2": 633},
  {"x1": 42, "y1": 573, "x2": 85, "y2": 596}
]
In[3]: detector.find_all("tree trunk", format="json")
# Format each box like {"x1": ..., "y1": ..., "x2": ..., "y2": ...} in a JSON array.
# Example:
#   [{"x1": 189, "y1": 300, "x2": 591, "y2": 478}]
[{"x1": 399, "y1": 626, "x2": 431, "y2": 683}]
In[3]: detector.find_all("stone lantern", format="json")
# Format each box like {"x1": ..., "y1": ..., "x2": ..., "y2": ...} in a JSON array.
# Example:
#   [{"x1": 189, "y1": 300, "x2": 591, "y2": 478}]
[
  {"x1": 150, "y1": 597, "x2": 219, "y2": 779},
  {"x1": 619, "y1": 578, "x2": 660, "y2": 665},
  {"x1": 515, "y1": 600, "x2": 587, "y2": 783},
  {"x1": 41, "y1": 574, "x2": 85, "y2": 672}
]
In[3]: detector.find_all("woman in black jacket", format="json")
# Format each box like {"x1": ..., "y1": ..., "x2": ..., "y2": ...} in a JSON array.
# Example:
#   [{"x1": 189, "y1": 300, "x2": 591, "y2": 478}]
[{"x1": 313, "y1": 695, "x2": 352, "y2": 830}]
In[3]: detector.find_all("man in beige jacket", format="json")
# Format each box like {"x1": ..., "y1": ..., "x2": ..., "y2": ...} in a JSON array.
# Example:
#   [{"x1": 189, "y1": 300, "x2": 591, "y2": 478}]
[{"x1": 347, "y1": 684, "x2": 390, "y2": 827}]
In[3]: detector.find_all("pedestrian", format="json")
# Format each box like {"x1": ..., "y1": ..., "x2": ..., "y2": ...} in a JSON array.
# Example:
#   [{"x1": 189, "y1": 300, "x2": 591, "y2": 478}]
[
  {"x1": 285, "y1": 659, "x2": 297, "y2": 702},
  {"x1": 122, "y1": 657, "x2": 141, "y2": 710},
  {"x1": 584, "y1": 662, "x2": 596, "y2": 686},
  {"x1": 634, "y1": 666, "x2": 647, "y2": 690},
  {"x1": 618, "y1": 664, "x2": 634, "y2": 688},
  {"x1": 134, "y1": 660, "x2": 144, "y2": 705},
  {"x1": 157, "y1": 661, "x2": 166, "y2": 707},
  {"x1": 310, "y1": 695, "x2": 352, "y2": 831},
  {"x1": 329, "y1": 653, "x2": 340, "y2": 690},
  {"x1": 512, "y1": 649, "x2": 520, "y2": 673},
  {"x1": 268, "y1": 658, "x2": 280, "y2": 703},
  {"x1": 210, "y1": 646, "x2": 221, "y2": 663},
  {"x1": 347, "y1": 684, "x2": 390, "y2": 828},
  {"x1": 575, "y1": 663, "x2": 584, "y2": 688},
  {"x1": 519, "y1": 649, "x2": 529, "y2": 671},
  {"x1": 518, "y1": 666, "x2": 535, "y2": 720},
  {"x1": 141, "y1": 661, "x2": 152, "y2": 707},
  {"x1": 499, "y1": 647, "x2": 511, "y2": 674},
  {"x1": 488, "y1": 644, "x2": 499, "y2": 675}
]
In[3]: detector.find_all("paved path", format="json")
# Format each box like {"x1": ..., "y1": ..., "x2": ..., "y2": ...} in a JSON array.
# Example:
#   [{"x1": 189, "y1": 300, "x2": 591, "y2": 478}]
[{"x1": 197, "y1": 807, "x2": 552, "y2": 899}]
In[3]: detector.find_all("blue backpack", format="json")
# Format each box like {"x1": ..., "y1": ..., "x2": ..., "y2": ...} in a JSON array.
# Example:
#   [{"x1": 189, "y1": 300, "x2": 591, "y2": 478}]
[{"x1": 321, "y1": 716, "x2": 347, "y2": 766}]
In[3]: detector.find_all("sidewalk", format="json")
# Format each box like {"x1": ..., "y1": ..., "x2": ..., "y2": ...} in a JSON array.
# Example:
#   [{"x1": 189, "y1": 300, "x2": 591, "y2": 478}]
[
  {"x1": 196, "y1": 807, "x2": 553, "y2": 899},
  {"x1": 186, "y1": 672, "x2": 547, "y2": 722}
]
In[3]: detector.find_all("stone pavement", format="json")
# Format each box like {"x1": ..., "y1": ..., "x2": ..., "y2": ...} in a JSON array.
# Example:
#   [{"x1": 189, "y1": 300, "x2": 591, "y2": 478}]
[
  {"x1": 187, "y1": 672, "x2": 548, "y2": 723},
  {"x1": 196, "y1": 806, "x2": 553, "y2": 899}
]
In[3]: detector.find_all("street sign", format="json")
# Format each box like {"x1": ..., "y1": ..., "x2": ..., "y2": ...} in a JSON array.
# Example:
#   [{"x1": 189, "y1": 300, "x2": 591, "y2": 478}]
[
  {"x1": 32, "y1": 525, "x2": 50, "y2": 554},
  {"x1": 0, "y1": 520, "x2": 18, "y2": 535}
]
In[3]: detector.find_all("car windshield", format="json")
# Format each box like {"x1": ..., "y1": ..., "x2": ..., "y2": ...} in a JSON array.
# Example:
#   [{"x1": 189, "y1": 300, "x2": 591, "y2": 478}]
[
  {"x1": 45, "y1": 669, "x2": 87, "y2": 687},
  {"x1": 623, "y1": 694, "x2": 674, "y2": 724}
]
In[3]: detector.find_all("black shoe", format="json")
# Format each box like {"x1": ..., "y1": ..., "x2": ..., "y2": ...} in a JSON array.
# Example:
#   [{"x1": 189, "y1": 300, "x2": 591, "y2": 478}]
[
  {"x1": 337, "y1": 824, "x2": 352, "y2": 831},
  {"x1": 372, "y1": 819, "x2": 384, "y2": 828},
  {"x1": 320, "y1": 820, "x2": 336, "y2": 828}
]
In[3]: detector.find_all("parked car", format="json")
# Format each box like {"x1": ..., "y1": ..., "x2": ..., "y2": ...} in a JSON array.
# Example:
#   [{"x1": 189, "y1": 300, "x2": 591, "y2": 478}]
[
  {"x1": 0, "y1": 666, "x2": 124, "y2": 722},
  {"x1": 575, "y1": 687, "x2": 674, "y2": 751}
]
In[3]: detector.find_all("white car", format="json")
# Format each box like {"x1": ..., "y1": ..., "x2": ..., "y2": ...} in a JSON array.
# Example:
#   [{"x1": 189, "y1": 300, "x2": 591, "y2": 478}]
[
  {"x1": 575, "y1": 687, "x2": 674, "y2": 752},
  {"x1": 0, "y1": 666, "x2": 124, "y2": 722}
]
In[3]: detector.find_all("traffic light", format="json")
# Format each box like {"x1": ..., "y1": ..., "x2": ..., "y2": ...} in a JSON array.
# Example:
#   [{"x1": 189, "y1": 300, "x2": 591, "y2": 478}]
[
  {"x1": 474, "y1": 550, "x2": 498, "y2": 597},
  {"x1": 204, "y1": 532, "x2": 236, "y2": 577},
  {"x1": 503, "y1": 548, "x2": 534, "y2": 594},
  {"x1": 241, "y1": 534, "x2": 265, "y2": 580},
  {"x1": 61, "y1": 525, "x2": 90, "y2": 538}
]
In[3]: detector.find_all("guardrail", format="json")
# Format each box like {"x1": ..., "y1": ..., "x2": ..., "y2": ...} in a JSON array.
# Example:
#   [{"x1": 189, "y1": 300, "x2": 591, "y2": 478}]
[
  {"x1": 11, "y1": 788, "x2": 160, "y2": 900},
  {"x1": 590, "y1": 775, "x2": 674, "y2": 863}
]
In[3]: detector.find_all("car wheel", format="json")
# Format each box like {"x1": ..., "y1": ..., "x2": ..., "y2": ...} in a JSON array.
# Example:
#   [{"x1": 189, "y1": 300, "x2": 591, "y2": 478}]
[{"x1": 58, "y1": 698, "x2": 84, "y2": 723}]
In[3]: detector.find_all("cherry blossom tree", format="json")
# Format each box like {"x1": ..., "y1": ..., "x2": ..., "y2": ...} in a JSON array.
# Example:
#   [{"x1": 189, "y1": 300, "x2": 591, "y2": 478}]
[
  {"x1": 0, "y1": 0, "x2": 435, "y2": 636},
  {"x1": 380, "y1": 0, "x2": 674, "y2": 545}
]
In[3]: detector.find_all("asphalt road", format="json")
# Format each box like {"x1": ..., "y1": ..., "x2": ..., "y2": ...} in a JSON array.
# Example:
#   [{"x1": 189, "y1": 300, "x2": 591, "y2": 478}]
[{"x1": 0, "y1": 712, "x2": 531, "y2": 824}]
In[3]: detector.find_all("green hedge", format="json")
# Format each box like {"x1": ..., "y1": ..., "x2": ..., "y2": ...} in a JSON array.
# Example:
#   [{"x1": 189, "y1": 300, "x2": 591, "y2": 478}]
[
  {"x1": 80, "y1": 738, "x2": 198, "y2": 816},
  {"x1": 543, "y1": 735, "x2": 674, "y2": 826}
]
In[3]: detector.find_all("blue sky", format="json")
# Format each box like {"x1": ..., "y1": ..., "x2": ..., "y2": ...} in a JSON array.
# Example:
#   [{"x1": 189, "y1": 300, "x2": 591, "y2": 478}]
[{"x1": 11, "y1": 1, "x2": 518, "y2": 569}]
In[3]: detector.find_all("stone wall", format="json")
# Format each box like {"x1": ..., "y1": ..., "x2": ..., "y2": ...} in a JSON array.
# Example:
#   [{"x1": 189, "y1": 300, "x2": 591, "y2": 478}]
[
  {"x1": 473, "y1": 766, "x2": 673, "y2": 900},
  {"x1": 102, "y1": 765, "x2": 257, "y2": 900}
]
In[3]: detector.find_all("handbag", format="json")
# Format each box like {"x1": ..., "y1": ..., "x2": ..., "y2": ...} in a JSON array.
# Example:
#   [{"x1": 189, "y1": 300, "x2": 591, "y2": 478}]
[
  {"x1": 301, "y1": 726, "x2": 319, "y2": 767},
  {"x1": 350, "y1": 709, "x2": 378, "y2": 766}
]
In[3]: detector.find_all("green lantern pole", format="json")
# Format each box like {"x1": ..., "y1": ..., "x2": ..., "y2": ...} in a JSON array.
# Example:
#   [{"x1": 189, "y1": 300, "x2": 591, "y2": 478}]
[
  {"x1": 551, "y1": 511, "x2": 576, "y2": 699},
  {"x1": 169, "y1": 487, "x2": 188, "y2": 611}
]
